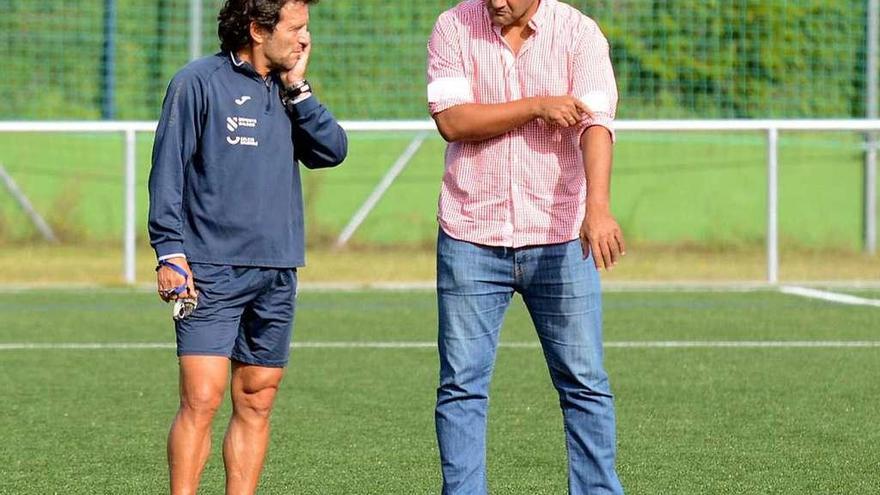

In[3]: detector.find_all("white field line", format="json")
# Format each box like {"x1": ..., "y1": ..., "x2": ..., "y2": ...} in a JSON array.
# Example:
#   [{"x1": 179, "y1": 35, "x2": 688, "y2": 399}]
[
  {"x1": 2, "y1": 341, "x2": 880, "y2": 351},
  {"x1": 779, "y1": 286, "x2": 880, "y2": 308},
  {"x1": 3, "y1": 280, "x2": 880, "y2": 294}
]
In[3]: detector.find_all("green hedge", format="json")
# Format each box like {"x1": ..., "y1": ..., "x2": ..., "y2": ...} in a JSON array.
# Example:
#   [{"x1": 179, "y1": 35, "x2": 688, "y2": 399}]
[{"x1": 0, "y1": 0, "x2": 871, "y2": 120}]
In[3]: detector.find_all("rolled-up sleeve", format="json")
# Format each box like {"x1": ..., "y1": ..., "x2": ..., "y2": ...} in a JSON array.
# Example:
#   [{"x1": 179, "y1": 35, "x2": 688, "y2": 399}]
[
  {"x1": 427, "y1": 13, "x2": 474, "y2": 116},
  {"x1": 571, "y1": 22, "x2": 618, "y2": 142}
]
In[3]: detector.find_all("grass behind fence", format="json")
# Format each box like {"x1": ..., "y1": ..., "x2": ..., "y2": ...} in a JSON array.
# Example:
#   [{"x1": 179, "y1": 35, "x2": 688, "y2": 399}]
[{"x1": 0, "y1": 131, "x2": 876, "y2": 253}]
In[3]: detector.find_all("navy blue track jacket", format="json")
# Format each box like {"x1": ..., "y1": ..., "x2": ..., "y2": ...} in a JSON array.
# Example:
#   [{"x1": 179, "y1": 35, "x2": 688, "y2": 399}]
[{"x1": 148, "y1": 52, "x2": 347, "y2": 267}]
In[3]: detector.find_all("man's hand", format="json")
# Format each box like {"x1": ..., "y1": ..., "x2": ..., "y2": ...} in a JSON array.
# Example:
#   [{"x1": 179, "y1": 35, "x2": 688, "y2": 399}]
[
  {"x1": 281, "y1": 30, "x2": 312, "y2": 88},
  {"x1": 157, "y1": 258, "x2": 196, "y2": 302},
  {"x1": 580, "y1": 204, "x2": 626, "y2": 271},
  {"x1": 534, "y1": 96, "x2": 591, "y2": 127}
]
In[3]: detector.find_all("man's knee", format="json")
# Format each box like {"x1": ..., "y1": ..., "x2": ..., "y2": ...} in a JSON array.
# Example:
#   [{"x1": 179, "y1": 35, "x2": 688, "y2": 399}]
[
  {"x1": 232, "y1": 384, "x2": 279, "y2": 420},
  {"x1": 552, "y1": 366, "x2": 614, "y2": 404},
  {"x1": 177, "y1": 355, "x2": 229, "y2": 420},
  {"x1": 180, "y1": 387, "x2": 224, "y2": 419},
  {"x1": 230, "y1": 363, "x2": 285, "y2": 420}
]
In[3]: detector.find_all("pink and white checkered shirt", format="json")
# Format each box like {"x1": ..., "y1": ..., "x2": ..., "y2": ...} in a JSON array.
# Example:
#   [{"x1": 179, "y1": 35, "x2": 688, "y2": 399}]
[{"x1": 427, "y1": 0, "x2": 618, "y2": 248}]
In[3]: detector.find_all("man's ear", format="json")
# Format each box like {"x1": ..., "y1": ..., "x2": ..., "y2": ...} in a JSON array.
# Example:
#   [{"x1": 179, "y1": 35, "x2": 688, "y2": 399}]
[{"x1": 249, "y1": 21, "x2": 267, "y2": 44}]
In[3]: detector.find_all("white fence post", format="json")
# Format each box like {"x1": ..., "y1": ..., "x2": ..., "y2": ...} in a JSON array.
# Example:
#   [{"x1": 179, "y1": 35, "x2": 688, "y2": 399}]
[
  {"x1": 124, "y1": 129, "x2": 137, "y2": 284},
  {"x1": 767, "y1": 127, "x2": 779, "y2": 285},
  {"x1": 868, "y1": 146, "x2": 878, "y2": 254},
  {"x1": 189, "y1": 0, "x2": 203, "y2": 61},
  {"x1": 866, "y1": 0, "x2": 879, "y2": 254}
]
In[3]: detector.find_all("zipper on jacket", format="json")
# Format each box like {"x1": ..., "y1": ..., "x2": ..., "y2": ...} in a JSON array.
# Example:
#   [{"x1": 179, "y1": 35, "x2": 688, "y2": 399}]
[{"x1": 265, "y1": 78, "x2": 272, "y2": 114}]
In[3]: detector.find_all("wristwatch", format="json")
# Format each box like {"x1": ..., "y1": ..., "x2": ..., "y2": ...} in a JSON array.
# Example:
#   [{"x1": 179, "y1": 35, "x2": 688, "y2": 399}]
[{"x1": 281, "y1": 79, "x2": 312, "y2": 106}]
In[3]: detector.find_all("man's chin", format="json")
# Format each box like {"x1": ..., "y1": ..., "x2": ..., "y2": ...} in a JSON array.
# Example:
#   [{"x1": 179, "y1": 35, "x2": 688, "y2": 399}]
[
  {"x1": 490, "y1": 14, "x2": 512, "y2": 26},
  {"x1": 267, "y1": 56, "x2": 300, "y2": 73}
]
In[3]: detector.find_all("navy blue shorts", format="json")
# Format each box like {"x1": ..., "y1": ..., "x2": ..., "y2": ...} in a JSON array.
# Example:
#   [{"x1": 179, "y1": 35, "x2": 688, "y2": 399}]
[{"x1": 175, "y1": 263, "x2": 298, "y2": 367}]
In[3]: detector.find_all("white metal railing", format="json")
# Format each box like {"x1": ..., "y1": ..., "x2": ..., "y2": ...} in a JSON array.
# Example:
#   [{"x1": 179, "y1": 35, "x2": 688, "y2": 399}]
[
  {"x1": 0, "y1": 121, "x2": 154, "y2": 284},
  {"x1": 0, "y1": 119, "x2": 878, "y2": 284}
]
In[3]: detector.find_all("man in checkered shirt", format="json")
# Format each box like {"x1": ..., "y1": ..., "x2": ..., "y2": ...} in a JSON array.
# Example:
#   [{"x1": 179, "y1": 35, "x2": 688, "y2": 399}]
[{"x1": 427, "y1": 0, "x2": 625, "y2": 493}]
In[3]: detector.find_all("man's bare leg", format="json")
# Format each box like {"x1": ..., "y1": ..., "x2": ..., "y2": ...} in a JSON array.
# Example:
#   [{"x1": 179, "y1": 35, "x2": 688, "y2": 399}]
[
  {"x1": 168, "y1": 356, "x2": 230, "y2": 495},
  {"x1": 223, "y1": 362, "x2": 285, "y2": 495}
]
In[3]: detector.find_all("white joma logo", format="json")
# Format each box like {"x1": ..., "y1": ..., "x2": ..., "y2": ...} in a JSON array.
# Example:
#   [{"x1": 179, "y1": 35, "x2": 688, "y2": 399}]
[
  {"x1": 227, "y1": 135, "x2": 258, "y2": 147},
  {"x1": 234, "y1": 96, "x2": 252, "y2": 106}
]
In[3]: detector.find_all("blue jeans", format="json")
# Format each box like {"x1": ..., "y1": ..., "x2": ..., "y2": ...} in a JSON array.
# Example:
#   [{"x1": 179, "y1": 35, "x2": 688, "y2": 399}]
[{"x1": 435, "y1": 229, "x2": 623, "y2": 495}]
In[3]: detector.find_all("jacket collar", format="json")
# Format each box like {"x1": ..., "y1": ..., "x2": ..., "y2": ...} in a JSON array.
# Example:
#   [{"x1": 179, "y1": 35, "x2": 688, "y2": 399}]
[{"x1": 228, "y1": 51, "x2": 271, "y2": 82}]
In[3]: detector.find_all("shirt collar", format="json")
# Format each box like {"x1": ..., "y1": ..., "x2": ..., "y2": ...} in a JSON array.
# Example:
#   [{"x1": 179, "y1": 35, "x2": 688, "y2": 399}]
[{"x1": 528, "y1": 0, "x2": 549, "y2": 32}]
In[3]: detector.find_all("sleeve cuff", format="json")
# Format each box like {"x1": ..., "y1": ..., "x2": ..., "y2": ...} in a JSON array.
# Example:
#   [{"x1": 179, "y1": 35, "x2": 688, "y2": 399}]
[
  {"x1": 290, "y1": 94, "x2": 321, "y2": 117},
  {"x1": 292, "y1": 92, "x2": 313, "y2": 105},
  {"x1": 428, "y1": 98, "x2": 472, "y2": 116},
  {"x1": 158, "y1": 253, "x2": 186, "y2": 262},
  {"x1": 578, "y1": 114, "x2": 616, "y2": 143},
  {"x1": 154, "y1": 241, "x2": 185, "y2": 260}
]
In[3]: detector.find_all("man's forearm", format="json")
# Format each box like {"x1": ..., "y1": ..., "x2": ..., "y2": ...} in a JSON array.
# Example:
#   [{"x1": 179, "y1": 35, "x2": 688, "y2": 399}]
[
  {"x1": 290, "y1": 97, "x2": 348, "y2": 169},
  {"x1": 148, "y1": 160, "x2": 186, "y2": 259},
  {"x1": 581, "y1": 126, "x2": 614, "y2": 209},
  {"x1": 433, "y1": 99, "x2": 539, "y2": 142}
]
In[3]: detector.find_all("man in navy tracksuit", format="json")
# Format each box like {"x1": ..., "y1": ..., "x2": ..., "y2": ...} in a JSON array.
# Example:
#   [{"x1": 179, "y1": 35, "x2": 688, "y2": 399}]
[{"x1": 147, "y1": 0, "x2": 346, "y2": 492}]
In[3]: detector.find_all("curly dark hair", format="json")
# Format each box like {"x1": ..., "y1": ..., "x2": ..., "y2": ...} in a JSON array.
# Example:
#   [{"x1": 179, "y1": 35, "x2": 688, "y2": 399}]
[{"x1": 218, "y1": 0, "x2": 318, "y2": 53}]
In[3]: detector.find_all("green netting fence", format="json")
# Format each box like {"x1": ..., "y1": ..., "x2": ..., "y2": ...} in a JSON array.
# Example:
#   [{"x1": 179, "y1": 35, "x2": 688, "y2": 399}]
[{"x1": 0, "y1": 0, "x2": 874, "y2": 121}]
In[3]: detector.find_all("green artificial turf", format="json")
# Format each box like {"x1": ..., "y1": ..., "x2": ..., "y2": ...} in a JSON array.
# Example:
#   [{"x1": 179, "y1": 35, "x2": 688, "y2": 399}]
[{"x1": 0, "y1": 289, "x2": 878, "y2": 494}]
